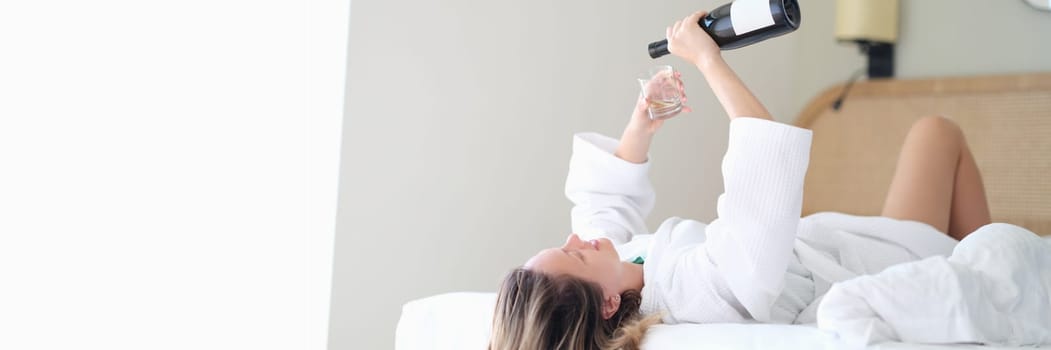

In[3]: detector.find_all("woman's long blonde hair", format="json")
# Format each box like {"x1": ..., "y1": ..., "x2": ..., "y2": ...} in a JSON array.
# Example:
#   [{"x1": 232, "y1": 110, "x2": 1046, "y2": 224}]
[{"x1": 489, "y1": 268, "x2": 660, "y2": 350}]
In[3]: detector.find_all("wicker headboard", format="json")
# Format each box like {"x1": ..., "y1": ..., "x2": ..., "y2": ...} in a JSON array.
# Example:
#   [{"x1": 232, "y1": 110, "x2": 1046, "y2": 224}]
[{"x1": 795, "y1": 73, "x2": 1051, "y2": 236}]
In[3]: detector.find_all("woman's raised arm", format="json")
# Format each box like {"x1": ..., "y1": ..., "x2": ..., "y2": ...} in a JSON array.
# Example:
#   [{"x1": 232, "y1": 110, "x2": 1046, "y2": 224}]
[{"x1": 666, "y1": 10, "x2": 772, "y2": 121}]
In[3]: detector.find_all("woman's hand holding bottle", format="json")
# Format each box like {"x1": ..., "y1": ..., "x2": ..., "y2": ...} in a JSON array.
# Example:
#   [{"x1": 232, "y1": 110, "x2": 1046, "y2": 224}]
[
  {"x1": 666, "y1": 10, "x2": 773, "y2": 121},
  {"x1": 666, "y1": 11, "x2": 722, "y2": 70}
]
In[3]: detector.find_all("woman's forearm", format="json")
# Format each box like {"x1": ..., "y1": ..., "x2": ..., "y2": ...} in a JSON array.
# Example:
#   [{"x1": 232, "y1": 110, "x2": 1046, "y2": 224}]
[
  {"x1": 696, "y1": 57, "x2": 772, "y2": 121},
  {"x1": 614, "y1": 125, "x2": 654, "y2": 164}
]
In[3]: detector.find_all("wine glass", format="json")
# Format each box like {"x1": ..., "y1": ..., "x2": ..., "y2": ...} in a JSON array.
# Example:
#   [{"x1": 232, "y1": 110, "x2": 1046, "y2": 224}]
[{"x1": 638, "y1": 65, "x2": 683, "y2": 120}]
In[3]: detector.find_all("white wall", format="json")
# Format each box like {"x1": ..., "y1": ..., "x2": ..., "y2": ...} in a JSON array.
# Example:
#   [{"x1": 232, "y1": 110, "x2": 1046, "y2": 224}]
[
  {"x1": 896, "y1": 0, "x2": 1051, "y2": 78},
  {"x1": 0, "y1": 1, "x2": 345, "y2": 349},
  {"x1": 787, "y1": 0, "x2": 1051, "y2": 117},
  {"x1": 332, "y1": 1, "x2": 1051, "y2": 349}
]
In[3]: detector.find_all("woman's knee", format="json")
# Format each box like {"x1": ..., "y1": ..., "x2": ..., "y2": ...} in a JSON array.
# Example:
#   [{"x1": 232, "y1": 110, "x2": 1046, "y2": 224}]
[{"x1": 907, "y1": 115, "x2": 964, "y2": 145}]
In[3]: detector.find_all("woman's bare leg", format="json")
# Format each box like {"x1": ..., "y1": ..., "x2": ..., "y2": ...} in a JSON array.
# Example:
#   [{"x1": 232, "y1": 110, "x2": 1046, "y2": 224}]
[{"x1": 880, "y1": 116, "x2": 991, "y2": 240}]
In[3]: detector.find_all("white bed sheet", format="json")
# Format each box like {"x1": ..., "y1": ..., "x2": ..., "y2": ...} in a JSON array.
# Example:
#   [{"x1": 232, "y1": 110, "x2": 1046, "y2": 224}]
[{"x1": 395, "y1": 292, "x2": 1050, "y2": 350}]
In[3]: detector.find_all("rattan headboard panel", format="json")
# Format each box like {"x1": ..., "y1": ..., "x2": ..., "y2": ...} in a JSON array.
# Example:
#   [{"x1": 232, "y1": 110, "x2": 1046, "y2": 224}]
[{"x1": 795, "y1": 73, "x2": 1051, "y2": 235}]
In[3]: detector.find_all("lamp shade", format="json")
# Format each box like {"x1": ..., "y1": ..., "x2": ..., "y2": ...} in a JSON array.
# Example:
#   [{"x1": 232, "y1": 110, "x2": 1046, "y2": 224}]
[{"x1": 835, "y1": 0, "x2": 899, "y2": 43}]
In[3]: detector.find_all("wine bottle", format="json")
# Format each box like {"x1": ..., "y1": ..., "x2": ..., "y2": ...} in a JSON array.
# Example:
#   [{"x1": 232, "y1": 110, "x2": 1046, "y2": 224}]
[{"x1": 648, "y1": 0, "x2": 801, "y2": 59}]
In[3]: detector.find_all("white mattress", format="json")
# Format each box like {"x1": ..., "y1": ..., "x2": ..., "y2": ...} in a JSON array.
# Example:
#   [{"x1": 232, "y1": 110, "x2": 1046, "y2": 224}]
[{"x1": 395, "y1": 292, "x2": 1050, "y2": 350}]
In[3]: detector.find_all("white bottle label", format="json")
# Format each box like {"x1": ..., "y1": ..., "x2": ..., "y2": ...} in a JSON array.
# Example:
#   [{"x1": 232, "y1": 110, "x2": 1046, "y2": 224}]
[{"x1": 730, "y1": 0, "x2": 775, "y2": 36}]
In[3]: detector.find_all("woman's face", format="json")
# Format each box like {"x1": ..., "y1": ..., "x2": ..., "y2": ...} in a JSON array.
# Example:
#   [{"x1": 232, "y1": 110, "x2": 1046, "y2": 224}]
[{"x1": 524, "y1": 234, "x2": 623, "y2": 296}]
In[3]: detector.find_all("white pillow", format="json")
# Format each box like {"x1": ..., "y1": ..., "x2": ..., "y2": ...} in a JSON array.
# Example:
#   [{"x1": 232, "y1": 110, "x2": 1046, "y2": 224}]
[{"x1": 395, "y1": 292, "x2": 495, "y2": 350}]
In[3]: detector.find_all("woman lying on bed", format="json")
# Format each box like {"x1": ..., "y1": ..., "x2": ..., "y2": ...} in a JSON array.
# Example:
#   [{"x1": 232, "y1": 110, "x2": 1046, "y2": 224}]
[{"x1": 490, "y1": 10, "x2": 1050, "y2": 350}]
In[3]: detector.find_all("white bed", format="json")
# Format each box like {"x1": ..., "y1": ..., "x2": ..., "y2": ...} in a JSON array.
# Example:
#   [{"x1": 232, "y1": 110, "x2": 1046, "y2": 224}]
[
  {"x1": 395, "y1": 74, "x2": 1051, "y2": 349},
  {"x1": 395, "y1": 290, "x2": 1051, "y2": 350}
]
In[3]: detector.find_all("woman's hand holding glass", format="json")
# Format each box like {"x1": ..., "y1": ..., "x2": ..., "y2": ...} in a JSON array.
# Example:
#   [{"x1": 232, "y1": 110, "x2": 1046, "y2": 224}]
[
  {"x1": 615, "y1": 68, "x2": 690, "y2": 164},
  {"x1": 631, "y1": 68, "x2": 691, "y2": 135}
]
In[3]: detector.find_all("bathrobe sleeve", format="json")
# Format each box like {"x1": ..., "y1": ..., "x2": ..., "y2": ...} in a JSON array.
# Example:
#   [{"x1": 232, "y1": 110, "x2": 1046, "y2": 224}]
[
  {"x1": 564, "y1": 132, "x2": 656, "y2": 245},
  {"x1": 700, "y1": 118, "x2": 812, "y2": 322}
]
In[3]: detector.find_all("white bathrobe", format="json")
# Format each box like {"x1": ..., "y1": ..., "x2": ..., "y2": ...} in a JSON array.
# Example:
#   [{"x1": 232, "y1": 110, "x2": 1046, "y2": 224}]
[
  {"x1": 817, "y1": 223, "x2": 1051, "y2": 346},
  {"x1": 565, "y1": 117, "x2": 959, "y2": 325}
]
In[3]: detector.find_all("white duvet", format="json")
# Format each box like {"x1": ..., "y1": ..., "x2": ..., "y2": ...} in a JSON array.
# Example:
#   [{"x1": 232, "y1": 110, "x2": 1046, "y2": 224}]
[{"x1": 818, "y1": 223, "x2": 1051, "y2": 347}]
